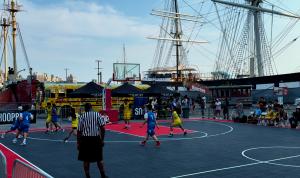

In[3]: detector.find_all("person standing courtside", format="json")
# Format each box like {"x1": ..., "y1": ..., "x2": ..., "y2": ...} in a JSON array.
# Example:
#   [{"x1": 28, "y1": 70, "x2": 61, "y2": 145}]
[{"x1": 77, "y1": 103, "x2": 108, "y2": 178}]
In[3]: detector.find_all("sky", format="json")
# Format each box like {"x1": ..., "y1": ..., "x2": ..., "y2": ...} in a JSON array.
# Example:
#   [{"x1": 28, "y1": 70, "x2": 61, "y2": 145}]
[{"x1": 5, "y1": 0, "x2": 300, "y2": 82}]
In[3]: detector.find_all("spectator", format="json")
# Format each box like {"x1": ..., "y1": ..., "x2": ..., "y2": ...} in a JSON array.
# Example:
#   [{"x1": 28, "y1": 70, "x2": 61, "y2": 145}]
[
  {"x1": 223, "y1": 97, "x2": 229, "y2": 120},
  {"x1": 214, "y1": 99, "x2": 222, "y2": 119},
  {"x1": 199, "y1": 97, "x2": 205, "y2": 118},
  {"x1": 101, "y1": 111, "x2": 111, "y2": 125},
  {"x1": 190, "y1": 98, "x2": 195, "y2": 112},
  {"x1": 258, "y1": 97, "x2": 267, "y2": 112},
  {"x1": 181, "y1": 95, "x2": 190, "y2": 118},
  {"x1": 265, "y1": 106, "x2": 275, "y2": 126},
  {"x1": 278, "y1": 105, "x2": 288, "y2": 127},
  {"x1": 202, "y1": 96, "x2": 207, "y2": 108},
  {"x1": 290, "y1": 106, "x2": 300, "y2": 129},
  {"x1": 77, "y1": 103, "x2": 108, "y2": 178},
  {"x1": 253, "y1": 104, "x2": 262, "y2": 125}
]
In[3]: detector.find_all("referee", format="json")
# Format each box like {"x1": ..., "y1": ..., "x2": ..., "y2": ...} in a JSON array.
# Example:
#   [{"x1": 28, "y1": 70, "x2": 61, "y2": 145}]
[{"x1": 77, "y1": 103, "x2": 108, "y2": 178}]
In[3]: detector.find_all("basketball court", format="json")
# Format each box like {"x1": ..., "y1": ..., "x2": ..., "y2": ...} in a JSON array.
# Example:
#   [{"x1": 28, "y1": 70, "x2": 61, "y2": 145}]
[{"x1": 2, "y1": 119, "x2": 300, "y2": 177}]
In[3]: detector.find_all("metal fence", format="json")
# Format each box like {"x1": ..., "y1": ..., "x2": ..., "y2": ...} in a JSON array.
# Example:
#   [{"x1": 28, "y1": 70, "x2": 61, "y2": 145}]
[
  {"x1": 12, "y1": 159, "x2": 53, "y2": 178},
  {"x1": 0, "y1": 150, "x2": 7, "y2": 178}
]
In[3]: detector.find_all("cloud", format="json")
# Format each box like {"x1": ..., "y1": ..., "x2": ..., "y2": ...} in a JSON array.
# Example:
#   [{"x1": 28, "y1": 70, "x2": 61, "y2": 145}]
[
  {"x1": 19, "y1": 0, "x2": 156, "y2": 39},
  {"x1": 13, "y1": 0, "x2": 158, "y2": 81}
]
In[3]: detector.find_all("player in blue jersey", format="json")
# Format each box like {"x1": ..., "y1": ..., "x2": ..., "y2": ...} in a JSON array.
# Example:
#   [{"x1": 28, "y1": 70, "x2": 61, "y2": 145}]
[
  {"x1": 1, "y1": 106, "x2": 23, "y2": 138},
  {"x1": 51, "y1": 104, "x2": 62, "y2": 132},
  {"x1": 140, "y1": 104, "x2": 160, "y2": 147},
  {"x1": 12, "y1": 105, "x2": 33, "y2": 146}
]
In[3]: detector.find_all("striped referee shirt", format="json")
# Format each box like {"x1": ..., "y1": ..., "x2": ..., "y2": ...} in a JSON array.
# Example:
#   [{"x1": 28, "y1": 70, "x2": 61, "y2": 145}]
[{"x1": 78, "y1": 111, "x2": 106, "y2": 137}]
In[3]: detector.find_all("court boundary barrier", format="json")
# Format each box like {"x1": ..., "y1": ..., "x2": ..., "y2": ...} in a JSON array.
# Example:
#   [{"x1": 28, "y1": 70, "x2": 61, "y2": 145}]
[
  {"x1": 12, "y1": 159, "x2": 53, "y2": 178},
  {"x1": 0, "y1": 150, "x2": 7, "y2": 178}
]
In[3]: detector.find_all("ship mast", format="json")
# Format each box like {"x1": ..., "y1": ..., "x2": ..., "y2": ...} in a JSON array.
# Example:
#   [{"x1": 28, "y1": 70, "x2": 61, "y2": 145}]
[
  {"x1": 6, "y1": 0, "x2": 21, "y2": 81},
  {"x1": 252, "y1": 0, "x2": 263, "y2": 76},
  {"x1": 1, "y1": 18, "x2": 9, "y2": 81},
  {"x1": 148, "y1": 0, "x2": 207, "y2": 90},
  {"x1": 174, "y1": 0, "x2": 180, "y2": 87},
  {"x1": 212, "y1": 0, "x2": 300, "y2": 77}
]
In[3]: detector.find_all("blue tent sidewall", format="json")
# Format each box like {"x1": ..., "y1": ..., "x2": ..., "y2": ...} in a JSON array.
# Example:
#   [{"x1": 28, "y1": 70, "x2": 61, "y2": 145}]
[{"x1": 133, "y1": 97, "x2": 148, "y2": 120}]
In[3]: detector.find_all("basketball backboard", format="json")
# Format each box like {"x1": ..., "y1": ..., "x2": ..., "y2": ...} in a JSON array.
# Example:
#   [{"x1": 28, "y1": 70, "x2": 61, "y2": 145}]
[{"x1": 113, "y1": 63, "x2": 141, "y2": 82}]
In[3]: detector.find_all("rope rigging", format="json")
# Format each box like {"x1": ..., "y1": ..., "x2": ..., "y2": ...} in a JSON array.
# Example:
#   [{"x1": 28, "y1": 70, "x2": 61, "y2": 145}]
[{"x1": 212, "y1": 0, "x2": 300, "y2": 79}]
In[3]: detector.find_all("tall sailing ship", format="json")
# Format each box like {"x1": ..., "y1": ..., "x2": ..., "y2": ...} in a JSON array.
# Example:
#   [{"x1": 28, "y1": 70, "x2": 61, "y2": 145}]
[
  {"x1": 144, "y1": 0, "x2": 208, "y2": 83},
  {"x1": 144, "y1": 0, "x2": 300, "y2": 81},
  {"x1": 0, "y1": 0, "x2": 40, "y2": 109},
  {"x1": 143, "y1": 0, "x2": 300, "y2": 102}
]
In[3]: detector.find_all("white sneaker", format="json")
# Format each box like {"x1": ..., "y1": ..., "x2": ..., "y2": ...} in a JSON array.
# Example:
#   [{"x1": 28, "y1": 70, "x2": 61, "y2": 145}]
[
  {"x1": 20, "y1": 141, "x2": 26, "y2": 146},
  {"x1": 18, "y1": 135, "x2": 23, "y2": 138},
  {"x1": 12, "y1": 138, "x2": 17, "y2": 143},
  {"x1": 1, "y1": 133, "x2": 5, "y2": 139}
]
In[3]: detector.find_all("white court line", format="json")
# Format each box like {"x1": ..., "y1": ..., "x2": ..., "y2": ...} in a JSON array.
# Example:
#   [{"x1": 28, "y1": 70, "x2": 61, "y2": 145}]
[
  {"x1": 170, "y1": 162, "x2": 262, "y2": 178},
  {"x1": 172, "y1": 148, "x2": 300, "y2": 178},
  {"x1": 242, "y1": 146, "x2": 300, "y2": 168},
  {"x1": 105, "y1": 128, "x2": 145, "y2": 138},
  {"x1": 26, "y1": 121, "x2": 233, "y2": 143},
  {"x1": 106, "y1": 128, "x2": 199, "y2": 138},
  {"x1": 27, "y1": 132, "x2": 209, "y2": 143}
]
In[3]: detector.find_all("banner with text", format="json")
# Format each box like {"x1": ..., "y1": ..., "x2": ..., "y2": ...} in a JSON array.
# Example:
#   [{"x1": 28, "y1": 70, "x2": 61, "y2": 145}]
[{"x1": 0, "y1": 110, "x2": 37, "y2": 125}]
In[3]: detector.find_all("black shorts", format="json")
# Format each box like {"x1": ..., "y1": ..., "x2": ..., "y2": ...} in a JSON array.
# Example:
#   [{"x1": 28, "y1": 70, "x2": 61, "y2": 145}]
[{"x1": 78, "y1": 136, "x2": 103, "y2": 162}]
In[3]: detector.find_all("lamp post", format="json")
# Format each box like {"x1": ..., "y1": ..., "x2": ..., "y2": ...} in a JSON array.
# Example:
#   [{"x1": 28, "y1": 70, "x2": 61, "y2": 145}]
[
  {"x1": 95, "y1": 60, "x2": 102, "y2": 84},
  {"x1": 64, "y1": 68, "x2": 69, "y2": 82}
]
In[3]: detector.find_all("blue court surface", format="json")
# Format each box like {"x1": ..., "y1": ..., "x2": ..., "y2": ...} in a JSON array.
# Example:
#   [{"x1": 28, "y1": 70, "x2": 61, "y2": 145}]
[{"x1": 2, "y1": 119, "x2": 300, "y2": 178}]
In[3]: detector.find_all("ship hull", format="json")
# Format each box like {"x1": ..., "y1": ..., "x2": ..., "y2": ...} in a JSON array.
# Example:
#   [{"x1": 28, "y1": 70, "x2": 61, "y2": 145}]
[{"x1": 0, "y1": 79, "x2": 40, "y2": 110}]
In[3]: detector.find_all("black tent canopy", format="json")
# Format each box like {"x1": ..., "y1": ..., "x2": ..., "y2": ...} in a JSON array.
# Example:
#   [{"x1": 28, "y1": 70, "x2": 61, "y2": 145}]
[
  {"x1": 111, "y1": 82, "x2": 143, "y2": 96},
  {"x1": 144, "y1": 84, "x2": 175, "y2": 96},
  {"x1": 69, "y1": 82, "x2": 104, "y2": 98}
]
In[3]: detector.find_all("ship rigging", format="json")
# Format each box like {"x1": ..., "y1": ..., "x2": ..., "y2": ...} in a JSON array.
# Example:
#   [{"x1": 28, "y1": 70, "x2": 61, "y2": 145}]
[
  {"x1": 145, "y1": 0, "x2": 300, "y2": 82},
  {"x1": 0, "y1": 0, "x2": 32, "y2": 85},
  {"x1": 145, "y1": 0, "x2": 208, "y2": 86},
  {"x1": 0, "y1": 0, "x2": 39, "y2": 109},
  {"x1": 212, "y1": 0, "x2": 300, "y2": 79}
]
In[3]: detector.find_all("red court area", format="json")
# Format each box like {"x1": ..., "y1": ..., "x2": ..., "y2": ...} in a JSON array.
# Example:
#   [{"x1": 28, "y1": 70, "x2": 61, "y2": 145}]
[{"x1": 105, "y1": 123, "x2": 196, "y2": 137}]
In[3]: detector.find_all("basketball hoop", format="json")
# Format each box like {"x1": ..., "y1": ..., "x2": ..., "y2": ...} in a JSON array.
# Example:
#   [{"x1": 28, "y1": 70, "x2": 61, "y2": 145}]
[{"x1": 113, "y1": 63, "x2": 141, "y2": 82}]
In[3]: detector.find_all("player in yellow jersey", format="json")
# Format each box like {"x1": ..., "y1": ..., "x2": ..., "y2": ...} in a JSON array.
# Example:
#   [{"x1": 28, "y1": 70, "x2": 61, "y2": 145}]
[
  {"x1": 123, "y1": 99, "x2": 132, "y2": 129},
  {"x1": 64, "y1": 108, "x2": 78, "y2": 142},
  {"x1": 45, "y1": 103, "x2": 53, "y2": 133},
  {"x1": 169, "y1": 107, "x2": 187, "y2": 137}
]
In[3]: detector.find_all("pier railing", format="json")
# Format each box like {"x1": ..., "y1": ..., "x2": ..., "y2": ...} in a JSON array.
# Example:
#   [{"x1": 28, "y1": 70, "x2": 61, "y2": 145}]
[
  {"x1": 0, "y1": 150, "x2": 7, "y2": 178},
  {"x1": 12, "y1": 159, "x2": 53, "y2": 178}
]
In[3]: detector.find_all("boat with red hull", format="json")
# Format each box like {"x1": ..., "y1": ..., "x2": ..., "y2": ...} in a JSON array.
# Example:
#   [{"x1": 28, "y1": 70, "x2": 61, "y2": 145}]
[
  {"x1": 0, "y1": 1, "x2": 41, "y2": 110},
  {"x1": 0, "y1": 79, "x2": 40, "y2": 109}
]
